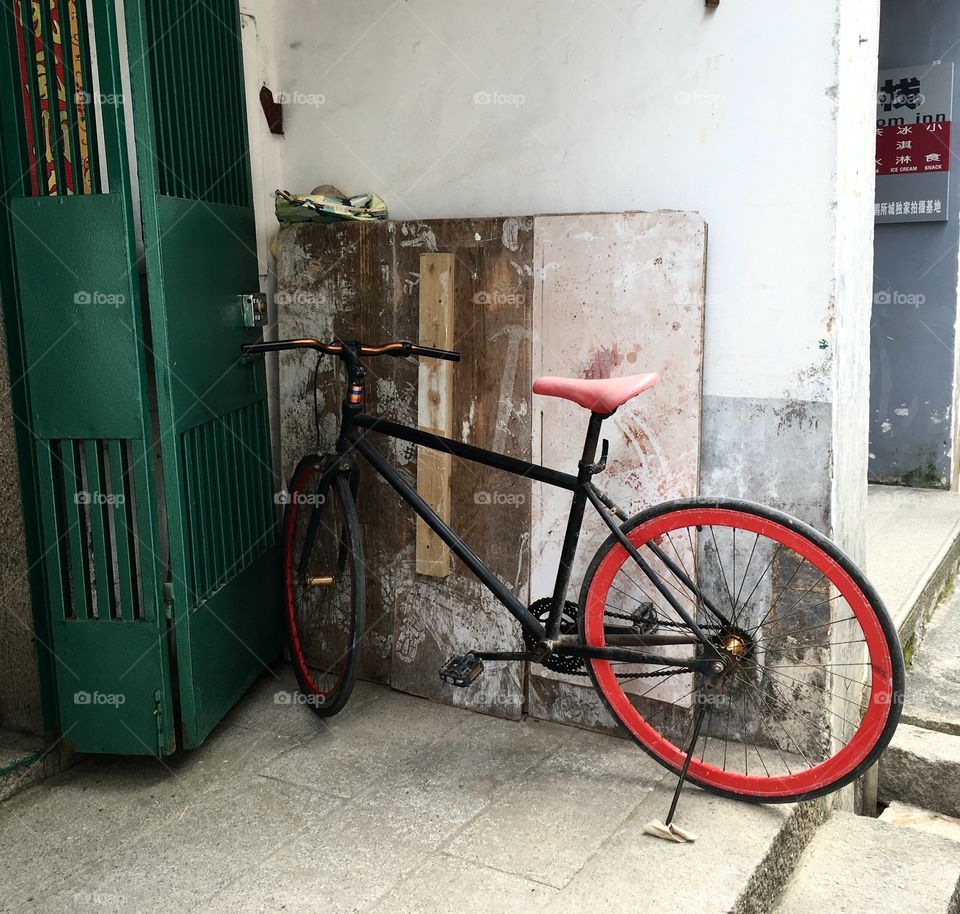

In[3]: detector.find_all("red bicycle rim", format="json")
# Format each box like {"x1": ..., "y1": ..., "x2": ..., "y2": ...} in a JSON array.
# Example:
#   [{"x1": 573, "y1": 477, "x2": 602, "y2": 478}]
[
  {"x1": 283, "y1": 464, "x2": 346, "y2": 700},
  {"x1": 584, "y1": 507, "x2": 895, "y2": 798}
]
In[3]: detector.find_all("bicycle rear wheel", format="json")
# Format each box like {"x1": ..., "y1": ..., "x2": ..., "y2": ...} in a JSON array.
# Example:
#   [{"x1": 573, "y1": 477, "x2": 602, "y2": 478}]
[
  {"x1": 282, "y1": 455, "x2": 365, "y2": 716},
  {"x1": 580, "y1": 498, "x2": 903, "y2": 802}
]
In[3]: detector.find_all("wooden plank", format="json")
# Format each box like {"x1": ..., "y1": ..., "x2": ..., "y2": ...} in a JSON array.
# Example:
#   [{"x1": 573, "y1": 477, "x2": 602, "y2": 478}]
[{"x1": 415, "y1": 253, "x2": 454, "y2": 577}]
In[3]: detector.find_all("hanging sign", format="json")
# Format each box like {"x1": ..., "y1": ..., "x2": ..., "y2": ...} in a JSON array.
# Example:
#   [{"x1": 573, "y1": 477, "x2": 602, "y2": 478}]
[{"x1": 875, "y1": 61, "x2": 953, "y2": 223}]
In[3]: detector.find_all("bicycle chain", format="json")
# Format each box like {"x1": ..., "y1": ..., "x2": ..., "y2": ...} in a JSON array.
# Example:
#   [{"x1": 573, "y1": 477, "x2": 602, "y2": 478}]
[
  {"x1": 524, "y1": 600, "x2": 715, "y2": 680},
  {"x1": 603, "y1": 608, "x2": 723, "y2": 631},
  {"x1": 598, "y1": 610, "x2": 717, "y2": 679}
]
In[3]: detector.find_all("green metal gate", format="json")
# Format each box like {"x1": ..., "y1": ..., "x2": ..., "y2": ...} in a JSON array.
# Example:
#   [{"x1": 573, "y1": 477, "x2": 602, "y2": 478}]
[
  {"x1": 0, "y1": 0, "x2": 280, "y2": 754},
  {"x1": 127, "y1": 0, "x2": 280, "y2": 748}
]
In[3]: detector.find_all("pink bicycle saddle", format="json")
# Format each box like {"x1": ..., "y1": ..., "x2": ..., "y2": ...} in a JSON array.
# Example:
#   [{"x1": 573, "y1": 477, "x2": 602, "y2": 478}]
[{"x1": 532, "y1": 373, "x2": 660, "y2": 413}]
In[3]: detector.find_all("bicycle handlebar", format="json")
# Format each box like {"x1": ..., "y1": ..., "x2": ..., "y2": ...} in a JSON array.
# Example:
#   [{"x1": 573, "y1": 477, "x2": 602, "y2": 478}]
[{"x1": 240, "y1": 338, "x2": 461, "y2": 362}]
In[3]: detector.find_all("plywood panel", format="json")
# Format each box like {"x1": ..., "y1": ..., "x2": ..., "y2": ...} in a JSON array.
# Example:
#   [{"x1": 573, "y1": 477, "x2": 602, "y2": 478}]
[
  {"x1": 276, "y1": 220, "x2": 400, "y2": 682},
  {"x1": 528, "y1": 211, "x2": 707, "y2": 727},
  {"x1": 388, "y1": 217, "x2": 534, "y2": 719}
]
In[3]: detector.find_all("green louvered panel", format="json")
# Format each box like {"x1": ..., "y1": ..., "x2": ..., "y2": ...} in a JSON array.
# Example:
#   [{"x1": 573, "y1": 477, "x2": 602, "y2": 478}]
[
  {"x1": 32, "y1": 436, "x2": 174, "y2": 756},
  {"x1": 181, "y1": 401, "x2": 275, "y2": 606},
  {"x1": 143, "y1": 0, "x2": 251, "y2": 206},
  {"x1": 35, "y1": 438, "x2": 149, "y2": 622}
]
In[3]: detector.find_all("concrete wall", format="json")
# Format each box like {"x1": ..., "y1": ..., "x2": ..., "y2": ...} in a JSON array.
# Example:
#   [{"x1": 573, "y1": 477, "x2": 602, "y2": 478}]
[
  {"x1": 249, "y1": 0, "x2": 880, "y2": 551},
  {"x1": 870, "y1": 0, "x2": 960, "y2": 489}
]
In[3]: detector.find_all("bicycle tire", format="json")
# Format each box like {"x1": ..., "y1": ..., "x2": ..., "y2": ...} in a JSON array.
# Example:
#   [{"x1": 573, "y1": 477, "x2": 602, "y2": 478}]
[
  {"x1": 579, "y1": 497, "x2": 904, "y2": 803},
  {"x1": 282, "y1": 455, "x2": 365, "y2": 717}
]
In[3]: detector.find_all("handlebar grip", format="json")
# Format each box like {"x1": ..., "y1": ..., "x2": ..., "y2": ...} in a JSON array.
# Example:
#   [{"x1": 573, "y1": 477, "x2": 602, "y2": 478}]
[{"x1": 409, "y1": 345, "x2": 461, "y2": 362}]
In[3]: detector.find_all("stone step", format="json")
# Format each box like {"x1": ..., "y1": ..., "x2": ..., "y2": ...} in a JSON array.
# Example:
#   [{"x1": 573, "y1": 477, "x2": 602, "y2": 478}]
[
  {"x1": 0, "y1": 729, "x2": 69, "y2": 803},
  {"x1": 880, "y1": 801, "x2": 960, "y2": 845},
  {"x1": 774, "y1": 811, "x2": 960, "y2": 914},
  {"x1": 902, "y1": 587, "x2": 960, "y2": 737},
  {"x1": 879, "y1": 723, "x2": 960, "y2": 818},
  {"x1": 536, "y1": 789, "x2": 828, "y2": 914}
]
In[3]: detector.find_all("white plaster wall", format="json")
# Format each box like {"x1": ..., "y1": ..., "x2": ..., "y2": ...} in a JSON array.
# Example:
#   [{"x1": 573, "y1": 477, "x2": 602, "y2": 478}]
[
  {"x1": 247, "y1": 0, "x2": 884, "y2": 554},
  {"x1": 240, "y1": 2, "x2": 282, "y2": 280},
  {"x1": 830, "y1": 0, "x2": 882, "y2": 562},
  {"x1": 265, "y1": 0, "x2": 847, "y2": 406},
  {"x1": 240, "y1": 0, "x2": 286, "y2": 491}
]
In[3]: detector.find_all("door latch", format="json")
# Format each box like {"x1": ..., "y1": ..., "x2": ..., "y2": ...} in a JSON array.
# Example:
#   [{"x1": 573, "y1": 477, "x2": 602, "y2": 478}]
[{"x1": 239, "y1": 292, "x2": 267, "y2": 328}]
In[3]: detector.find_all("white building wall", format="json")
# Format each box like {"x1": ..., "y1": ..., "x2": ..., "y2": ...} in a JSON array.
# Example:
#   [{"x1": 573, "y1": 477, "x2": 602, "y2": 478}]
[
  {"x1": 831, "y1": 0, "x2": 883, "y2": 565},
  {"x1": 245, "y1": 0, "x2": 880, "y2": 551}
]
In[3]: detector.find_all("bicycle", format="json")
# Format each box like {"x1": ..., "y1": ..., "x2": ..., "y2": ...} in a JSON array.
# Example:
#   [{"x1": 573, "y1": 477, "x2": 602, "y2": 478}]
[{"x1": 242, "y1": 336, "x2": 904, "y2": 822}]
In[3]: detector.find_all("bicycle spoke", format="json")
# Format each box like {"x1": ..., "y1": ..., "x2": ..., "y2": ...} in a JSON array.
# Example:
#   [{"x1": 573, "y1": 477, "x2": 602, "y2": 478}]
[
  {"x1": 732, "y1": 532, "x2": 760, "y2": 622},
  {"x1": 708, "y1": 525, "x2": 737, "y2": 616}
]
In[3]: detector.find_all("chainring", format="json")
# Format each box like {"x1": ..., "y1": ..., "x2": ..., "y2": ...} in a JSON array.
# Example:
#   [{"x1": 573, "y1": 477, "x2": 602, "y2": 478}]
[{"x1": 524, "y1": 598, "x2": 584, "y2": 675}]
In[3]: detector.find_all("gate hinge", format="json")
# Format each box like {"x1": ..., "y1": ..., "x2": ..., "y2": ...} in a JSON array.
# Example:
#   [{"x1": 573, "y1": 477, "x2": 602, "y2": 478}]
[
  {"x1": 162, "y1": 582, "x2": 174, "y2": 620},
  {"x1": 153, "y1": 689, "x2": 164, "y2": 757}
]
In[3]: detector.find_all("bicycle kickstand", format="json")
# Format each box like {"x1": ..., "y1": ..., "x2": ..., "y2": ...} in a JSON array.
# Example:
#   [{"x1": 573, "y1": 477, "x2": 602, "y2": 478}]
[{"x1": 643, "y1": 704, "x2": 706, "y2": 844}]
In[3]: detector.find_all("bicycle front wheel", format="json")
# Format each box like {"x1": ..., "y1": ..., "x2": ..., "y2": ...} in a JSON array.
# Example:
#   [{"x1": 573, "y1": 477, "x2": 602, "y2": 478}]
[
  {"x1": 579, "y1": 498, "x2": 903, "y2": 803},
  {"x1": 282, "y1": 455, "x2": 365, "y2": 716}
]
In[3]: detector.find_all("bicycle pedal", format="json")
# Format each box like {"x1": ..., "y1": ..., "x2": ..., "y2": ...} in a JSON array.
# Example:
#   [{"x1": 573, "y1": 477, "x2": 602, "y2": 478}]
[{"x1": 439, "y1": 653, "x2": 484, "y2": 687}]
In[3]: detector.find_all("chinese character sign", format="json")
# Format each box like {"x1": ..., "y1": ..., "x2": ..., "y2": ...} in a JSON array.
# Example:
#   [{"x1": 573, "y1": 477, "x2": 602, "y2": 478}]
[{"x1": 876, "y1": 62, "x2": 953, "y2": 224}]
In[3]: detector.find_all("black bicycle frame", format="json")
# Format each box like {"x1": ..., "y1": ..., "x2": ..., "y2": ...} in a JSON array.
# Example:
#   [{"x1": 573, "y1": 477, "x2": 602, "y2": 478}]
[{"x1": 327, "y1": 356, "x2": 724, "y2": 673}]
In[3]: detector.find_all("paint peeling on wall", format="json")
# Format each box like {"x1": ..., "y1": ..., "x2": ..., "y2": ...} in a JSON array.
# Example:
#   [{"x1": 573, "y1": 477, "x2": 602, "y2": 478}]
[{"x1": 398, "y1": 223, "x2": 438, "y2": 251}]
